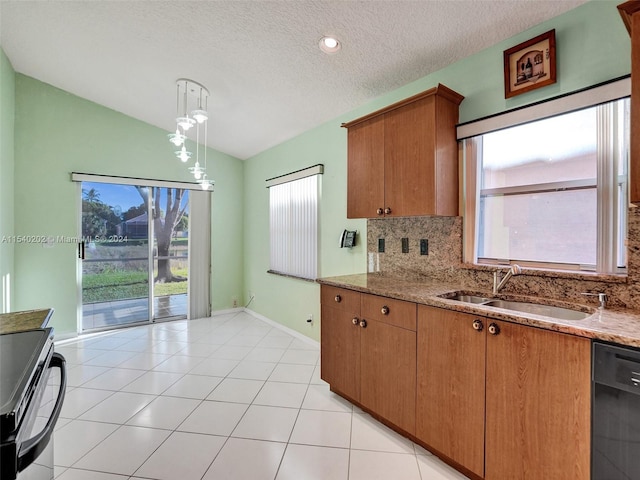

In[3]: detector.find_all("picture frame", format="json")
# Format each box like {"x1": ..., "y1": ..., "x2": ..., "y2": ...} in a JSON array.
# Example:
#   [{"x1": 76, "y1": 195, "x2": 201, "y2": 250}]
[{"x1": 503, "y1": 29, "x2": 556, "y2": 99}]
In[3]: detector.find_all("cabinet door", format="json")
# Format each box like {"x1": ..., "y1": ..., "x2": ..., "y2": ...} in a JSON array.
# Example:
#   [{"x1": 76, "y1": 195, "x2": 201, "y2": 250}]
[
  {"x1": 346, "y1": 116, "x2": 385, "y2": 218},
  {"x1": 416, "y1": 306, "x2": 486, "y2": 477},
  {"x1": 618, "y1": 3, "x2": 640, "y2": 204},
  {"x1": 632, "y1": 11, "x2": 640, "y2": 204},
  {"x1": 485, "y1": 320, "x2": 591, "y2": 479},
  {"x1": 384, "y1": 96, "x2": 436, "y2": 217},
  {"x1": 360, "y1": 318, "x2": 416, "y2": 434},
  {"x1": 320, "y1": 303, "x2": 361, "y2": 402}
]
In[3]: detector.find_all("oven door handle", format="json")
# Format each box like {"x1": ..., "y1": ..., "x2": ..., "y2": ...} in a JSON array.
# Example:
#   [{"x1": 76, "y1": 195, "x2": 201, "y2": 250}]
[{"x1": 16, "y1": 352, "x2": 67, "y2": 473}]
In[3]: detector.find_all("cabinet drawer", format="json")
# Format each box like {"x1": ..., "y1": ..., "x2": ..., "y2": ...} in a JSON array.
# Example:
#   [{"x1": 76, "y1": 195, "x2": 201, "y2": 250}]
[
  {"x1": 321, "y1": 285, "x2": 361, "y2": 313},
  {"x1": 361, "y1": 294, "x2": 416, "y2": 331}
]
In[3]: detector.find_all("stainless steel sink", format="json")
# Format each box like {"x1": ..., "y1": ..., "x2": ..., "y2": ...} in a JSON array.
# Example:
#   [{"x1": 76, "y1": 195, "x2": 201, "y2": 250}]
[
  {"x1": 449, "y1": 294, "x2": 493, "y2": 304},
  {"x1": 439, "y1": 292, "x2": 592, "y2": 321},
  {"x1": 483, "y1": 299, "x2": 590, "y2": 321}
]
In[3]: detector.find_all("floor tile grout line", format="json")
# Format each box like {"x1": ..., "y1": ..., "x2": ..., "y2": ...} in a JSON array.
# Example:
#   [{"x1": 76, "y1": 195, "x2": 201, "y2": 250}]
[
  {"x1": 271, "y1": 380, "x2": 312, "y2": 480},
  {"x1": 56, "y1": 312, "x2": 461, "y2": 480}
]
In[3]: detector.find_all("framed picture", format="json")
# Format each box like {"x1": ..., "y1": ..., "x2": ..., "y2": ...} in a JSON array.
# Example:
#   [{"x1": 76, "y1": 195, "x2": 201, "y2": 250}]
[{"x1": 503, "y1": 29, "x2": 556, "y2": 98}]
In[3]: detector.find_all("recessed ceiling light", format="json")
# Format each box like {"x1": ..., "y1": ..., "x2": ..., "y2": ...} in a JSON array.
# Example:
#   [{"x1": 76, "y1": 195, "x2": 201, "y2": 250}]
[{"x1": 319, "y1": 36, "x2": 341, "y2": 54}]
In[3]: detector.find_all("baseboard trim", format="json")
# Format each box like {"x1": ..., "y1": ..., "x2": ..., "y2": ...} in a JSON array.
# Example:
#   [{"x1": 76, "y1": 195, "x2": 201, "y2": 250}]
[
  {"x1": 55, "y1": 307, "x2": 319, "y2": 348},
  {"x1": 242, "y1": 308, "x2": 319, "y2": 347}
]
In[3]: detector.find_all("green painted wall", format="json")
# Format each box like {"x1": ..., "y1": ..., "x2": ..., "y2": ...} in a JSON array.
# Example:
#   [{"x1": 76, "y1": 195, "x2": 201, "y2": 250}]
[
  {"x1": 243, "y1": 0, "x2": 631, "y2": 341},
  {"x1": 0, "y1": 50, "x2": 15, "y2": 313},
  {"x1": 13, "y1": 75, "x2": 244, "y2": 336}
]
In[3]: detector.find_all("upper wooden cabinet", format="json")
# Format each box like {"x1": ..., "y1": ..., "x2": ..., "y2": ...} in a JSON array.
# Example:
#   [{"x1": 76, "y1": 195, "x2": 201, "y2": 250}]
[
  {"x1": 342, "y1": 84, "x2": 464, "y2": 218},
  {"x1": 618, "y1": 1, "x2": 640, "y2": 204}
]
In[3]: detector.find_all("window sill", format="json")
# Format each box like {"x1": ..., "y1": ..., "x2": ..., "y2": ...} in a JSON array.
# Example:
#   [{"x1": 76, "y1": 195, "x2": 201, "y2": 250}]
[
  {"x1": 267, "y1": 270, "x2": 317, "y2": 283},
  {"x1": 462, "y1": 263, "x2": 628, "y2": 284}
]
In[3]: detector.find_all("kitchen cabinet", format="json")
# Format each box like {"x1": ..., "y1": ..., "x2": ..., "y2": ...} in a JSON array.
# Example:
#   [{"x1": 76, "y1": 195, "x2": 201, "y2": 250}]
[
  {"x1": 320, "y1": 286, "x2": 361, "y2": 401},
  {"x1": 320, "y1": 286, "x2": 417, "y2": 434},
  {"x1": 618, "y1": 1, "x2": 640, "y2": 204},
  {"x1": 417, "y1": 307, "x2": 486, "y2": 478},
  {"x1": 342, "y1": 84, "x2": 464, "y2": 218},
  {"x1": 417, "y1": 305, "x2": 591, "y2": 479}
]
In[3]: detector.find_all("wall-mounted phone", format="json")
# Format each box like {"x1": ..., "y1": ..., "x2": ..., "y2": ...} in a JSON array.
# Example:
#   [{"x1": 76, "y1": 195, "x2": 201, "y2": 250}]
[{"x1": 340, "y1": 229, "x2": 357, "y2": 248}]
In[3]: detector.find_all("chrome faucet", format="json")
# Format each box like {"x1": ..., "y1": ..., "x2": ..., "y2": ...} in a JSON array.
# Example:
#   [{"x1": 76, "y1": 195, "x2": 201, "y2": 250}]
[{"x1": 493, "y1": 265, "x2": 522, "y2": 295}]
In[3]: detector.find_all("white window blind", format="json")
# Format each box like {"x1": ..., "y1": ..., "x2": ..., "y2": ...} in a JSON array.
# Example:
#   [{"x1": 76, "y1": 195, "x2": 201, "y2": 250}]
[
  {"x1": 268, "y1": 165, "x2": 322, "y2": 280},
  {"x1": 462, "y1": 97, "x2": 629, "y2": 274}
]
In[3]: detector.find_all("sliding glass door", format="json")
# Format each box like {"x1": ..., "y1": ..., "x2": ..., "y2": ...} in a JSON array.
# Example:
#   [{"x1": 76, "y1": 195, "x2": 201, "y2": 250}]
[
  {"x1": 80, "y1": 181, "x2": 189, "y2": 331},
  {"x1": 149, "y1": 187, "x2": 189, "y2": 321}
]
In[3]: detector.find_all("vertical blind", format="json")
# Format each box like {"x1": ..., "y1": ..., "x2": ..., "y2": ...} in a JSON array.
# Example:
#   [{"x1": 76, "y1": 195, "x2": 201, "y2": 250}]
[
  {"x1": 188, "y1": 190, "x2": 211, "y2": 319},
  {"x1": 268, "y1": 165, "x2": 322, "y2": 280}
]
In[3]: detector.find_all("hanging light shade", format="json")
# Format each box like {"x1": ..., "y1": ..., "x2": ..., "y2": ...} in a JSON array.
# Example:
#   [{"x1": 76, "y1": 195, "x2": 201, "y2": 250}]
[
  {"x1": 169, "y1": 79, "x2": 212, "y2": 186},
  {"x1": 199, "y1": 174, "x2": 214, "y2": 190},
  {"x1": 168, "y1": 128, "x2": 186, "y2": 147},
  {"x1": 176, "y1": 116, "x2": 196, "y2": 131},
  {"x1": 189, "y1": 161, "x2": 204, "y2": 180},
  {"x1": 191, "y1": 109, "x2": 208, "y2": 124},
  {"x1": 176, "y1": 145, "x2": 192, "y2": 162}
]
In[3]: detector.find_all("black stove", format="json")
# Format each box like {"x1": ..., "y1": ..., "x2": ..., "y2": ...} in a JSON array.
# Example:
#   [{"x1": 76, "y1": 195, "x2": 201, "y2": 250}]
[{"x1": 0, "y1": 328, "x2": 66, "y2": 480}]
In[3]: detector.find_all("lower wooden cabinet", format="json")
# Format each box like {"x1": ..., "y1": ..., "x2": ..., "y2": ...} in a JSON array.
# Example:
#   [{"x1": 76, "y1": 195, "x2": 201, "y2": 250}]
[
  {"x1": 484, "y1": 318, "x2": 591, "y2": 479},
  {"x1": 417, "y1": 305, "x2": 591, "y2": 479},
  {"x1": 321, "y1": 289, "x2": 591, "y2": 479},
  {"x1": 417, "y1": 306, "x2": 486, "y2": 478},
  {"x1": 361, "y1": 318, "x2": 416, "y2": 433},
  {"x1": 320, "y1": 285, "x2": 417, "y2": 434},
  {"x1": 320, "y1": 302, "x2": 361, "y2": 401}
]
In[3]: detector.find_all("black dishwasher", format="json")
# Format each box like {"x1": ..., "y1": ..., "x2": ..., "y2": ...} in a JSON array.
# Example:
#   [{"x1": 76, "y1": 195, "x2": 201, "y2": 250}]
[{"x1": 593, "y1": 341, "x2": 640, "y2": 479}]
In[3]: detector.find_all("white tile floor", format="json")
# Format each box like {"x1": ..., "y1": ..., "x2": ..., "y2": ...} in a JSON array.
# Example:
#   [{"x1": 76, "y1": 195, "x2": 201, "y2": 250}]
[{"x1": 53, "y1": 310, "x2": 470, "y2": 480}]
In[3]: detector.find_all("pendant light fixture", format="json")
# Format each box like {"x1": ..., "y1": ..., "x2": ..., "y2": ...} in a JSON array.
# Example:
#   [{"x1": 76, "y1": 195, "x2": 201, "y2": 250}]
[{"x1": 168, "y1": 79, "x2": 213, "y2": 189}]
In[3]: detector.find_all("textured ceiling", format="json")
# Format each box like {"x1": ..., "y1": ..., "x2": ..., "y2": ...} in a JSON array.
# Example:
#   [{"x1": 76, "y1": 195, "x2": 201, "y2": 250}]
[{"x1": 0, "y1": 0, "x2": 587, "y2": 160}]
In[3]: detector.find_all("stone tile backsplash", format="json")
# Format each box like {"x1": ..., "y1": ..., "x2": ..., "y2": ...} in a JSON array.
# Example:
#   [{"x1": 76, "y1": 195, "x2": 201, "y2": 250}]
[{"x1": 367, "y1": 207, "x2": 640, "y2": 310}]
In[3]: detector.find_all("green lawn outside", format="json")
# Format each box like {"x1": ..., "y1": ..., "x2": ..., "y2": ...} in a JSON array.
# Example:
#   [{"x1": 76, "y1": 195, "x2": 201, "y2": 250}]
[{"x1": 83, "y1": 268, "x2": 188, "y2": 303}]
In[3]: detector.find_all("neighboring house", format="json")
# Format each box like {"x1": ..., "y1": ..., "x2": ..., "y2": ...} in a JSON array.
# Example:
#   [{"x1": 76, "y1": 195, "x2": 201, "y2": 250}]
[{"x1": 122, "y1": 213, "x2": 148, "y2": 239}]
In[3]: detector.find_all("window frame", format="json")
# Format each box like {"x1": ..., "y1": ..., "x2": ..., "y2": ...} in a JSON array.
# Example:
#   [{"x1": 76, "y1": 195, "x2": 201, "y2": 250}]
[{"x1": 459, "y1": 80, "x2": 630, "y2": 275}]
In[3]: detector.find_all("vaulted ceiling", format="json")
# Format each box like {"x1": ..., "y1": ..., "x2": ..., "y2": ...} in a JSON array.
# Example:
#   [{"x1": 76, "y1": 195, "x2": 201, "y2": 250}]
[{"x1": 0, "y1": 1, "x2": 587, "y2": 159}]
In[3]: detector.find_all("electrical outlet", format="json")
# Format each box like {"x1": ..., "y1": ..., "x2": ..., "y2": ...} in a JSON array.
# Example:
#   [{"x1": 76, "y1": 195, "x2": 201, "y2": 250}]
[
  {"x1": 378, "y1": 238, "x2": 385, "y2": 253},
  {"x1": 248, "y1": 291, "x2": 255, "y2": 299},
  {"x1": 232, "y1": 297, "x2": 238, "y2": 308},
  {"x1": 420, "y1": 239, "x2": 428, "y2": 256},
  {"x1": 401, "y1": 237, "x2": 409, "y2": 253}
]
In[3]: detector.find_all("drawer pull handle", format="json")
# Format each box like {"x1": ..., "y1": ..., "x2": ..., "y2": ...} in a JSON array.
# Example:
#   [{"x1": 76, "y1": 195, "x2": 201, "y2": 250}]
[
  {"x1": 352, "y1": 317, "x2": 359, "y2": 326},
  {"x1": 381, "y1": 306, "x2": 389, "y2": 315},
  {"x1": 334, "y1": 295, "x2": 342, "y2": 303},
  {"x1": 377, "y1": 208, "x2": 384, "y2": 216},
  {"x1": 384, "y1": 207, "x2": 392, "y2": 215},
  {"x1": 359, "y1": 319, "x2": 367, "y2": 328},
  {"x1": 472, "y1": 319, "x2": 483, "y2": 332},
  {"x1": 488, "y1": 323, "x2": 500, "y2": 336}
]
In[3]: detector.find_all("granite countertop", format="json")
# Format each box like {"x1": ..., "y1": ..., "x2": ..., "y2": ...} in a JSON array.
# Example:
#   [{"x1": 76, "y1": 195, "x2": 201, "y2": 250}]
[
  {"x1": 0, "y1": 309, "x2": 54, "y2": 334},
  {"x1": 318, "y1": 273, "x2": 640, "y2": 348}
]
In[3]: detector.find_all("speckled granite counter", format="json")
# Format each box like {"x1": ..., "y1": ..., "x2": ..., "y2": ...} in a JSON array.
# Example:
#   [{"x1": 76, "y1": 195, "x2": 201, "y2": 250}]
[
  {"x1": 0, "y1": 309, "x2": 53, "y2": 334},
  {"x1": 318, "y1": 273, "x2": 640, "y2": 348}
]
